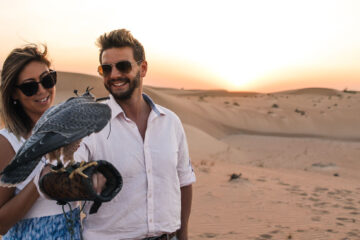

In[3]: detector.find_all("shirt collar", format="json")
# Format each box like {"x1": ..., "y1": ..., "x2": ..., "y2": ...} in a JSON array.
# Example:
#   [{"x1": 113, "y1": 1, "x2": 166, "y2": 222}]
[
  {"x1": 142, "y1": 93, "x2": 165, "y2": 116},
  {"x1": 108, "y1": 93, "x2": 165, "y2": 120}
]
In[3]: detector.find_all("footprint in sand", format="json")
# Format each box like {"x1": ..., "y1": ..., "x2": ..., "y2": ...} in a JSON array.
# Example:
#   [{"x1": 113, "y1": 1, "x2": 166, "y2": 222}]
[
  {"x1": 326, "y1": 229, "x2": 338, "y2": 233},
  {"x1": 308, "y1": 197, "x2": 321, "y2": 202},
  {"x1": 349, "y1": 211, "x2": 360, "y2": 215},
  {"x1": 343, "y1": 206, "x2": 357, "y2": 210},
  {"x1": 336, "y1": 189, "x2": 352, "y2": 195},
  {"x1": 269, "y1": 230, "x2": 280, "y2": 234},
  {"x1": 311, "y1": 162, "x2": 336, "y2": 169},
  {"x1": 286, "y1": 187, "x2": 308, "y2": 196},
  {"x1": 311, "y1": 216, "x2": 321, "y2": 221},
  {"x1": 257, "y1": 233, "x2": 273, "y2": 239},
  {"x1": 347, "y1": 229, "x2": 360, "y2": 238},
  {"x1": 314, "y1": 187, "x2": 329, "y2": 192},
  {"x1": 327, "y1": 191, "x2": 344, "y2": 200},
  {"x1": 256, "y1": 178, "x2": 267, "y2": 182},
  {"x1": 311, "y1": 209, "x2": 329, "y2": 215},
  {"x1": 297, "y1": 203, "x2": 312, "y2": 209},
  {"x1": 313, "y1": 202, "x2": 330, "y2": 208},
  {"x1": 278, "y1": 181, "x2": 290, "y2": 186},
  {"x1": 199, "y1": 233, "x2": 217, "y2": 238},
  {"x1": 195, "y1": 160, "x2": 215, "y2": 173},
  {"x1": 336, "y1": 217, "x2": 356, "y2": 223}
]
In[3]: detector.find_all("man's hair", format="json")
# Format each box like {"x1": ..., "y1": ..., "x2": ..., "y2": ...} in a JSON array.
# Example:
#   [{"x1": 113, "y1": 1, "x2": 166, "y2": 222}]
[
  {"x1": 0, "y1": 44, "x2": 51, "y2": 138},
  {"x1": 96, "y1": 29, "x2": 145, "y2": 64}
]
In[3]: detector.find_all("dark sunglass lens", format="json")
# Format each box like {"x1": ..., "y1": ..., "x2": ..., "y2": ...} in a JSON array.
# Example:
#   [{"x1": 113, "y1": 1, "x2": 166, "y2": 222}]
[
  {"x1": 19, "y1": 82, "x2": 39, "y2": 97},
  {"x1": 41, "y1": 72, "x2": 56, "y2": 89},
  {"x1": 50, "y1": 71, "x2": 57, "y2": 84},
  {"x1": 101, "y1": 65, "x2": 112, "y2": 76},
  {"x1": 116, "y1": 61, "x2": 132, "y2": 73}
]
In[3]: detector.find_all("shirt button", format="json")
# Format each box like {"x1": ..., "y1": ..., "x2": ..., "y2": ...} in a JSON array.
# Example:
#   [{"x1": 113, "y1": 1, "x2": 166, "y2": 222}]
[
  {"x1": 149, "y1": 194, "x2": 152, "y2": 198},
  {"x1": 147, "y1": 169, "x2": 151, "y2": 173},
  {"x1": 149, "y1": 219, "x2": 152, "y2": 223}
]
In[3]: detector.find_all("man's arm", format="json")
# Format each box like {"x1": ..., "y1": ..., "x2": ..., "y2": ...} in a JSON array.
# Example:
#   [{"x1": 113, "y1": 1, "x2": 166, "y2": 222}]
[
  {"x1": 175, "y1": 116, "x2": 196, "y2": 240},
  {"x1": 177, "y1": 184, "x2": 193, "y2": 240}
]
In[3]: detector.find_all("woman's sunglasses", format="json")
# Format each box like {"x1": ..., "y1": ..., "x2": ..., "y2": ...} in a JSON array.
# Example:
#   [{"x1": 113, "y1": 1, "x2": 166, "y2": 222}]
[
  {"x1": 16, "y1": 70, "x2": 57, "y2": 97},
  {"x1": 98, "y1": 60, "x2": 141, "y2": 77}
]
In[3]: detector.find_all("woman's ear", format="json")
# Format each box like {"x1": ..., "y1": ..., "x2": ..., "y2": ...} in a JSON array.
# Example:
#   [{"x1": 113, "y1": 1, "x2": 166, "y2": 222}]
[{"x1": 12, "y1": 91, "x2": 19, "y2": 101}]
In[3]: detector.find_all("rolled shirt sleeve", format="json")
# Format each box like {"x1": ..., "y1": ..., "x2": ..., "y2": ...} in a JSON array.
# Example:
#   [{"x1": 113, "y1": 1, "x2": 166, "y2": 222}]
[{"x1": 176, "y1": 118, "x2": 196, "y2": 187}]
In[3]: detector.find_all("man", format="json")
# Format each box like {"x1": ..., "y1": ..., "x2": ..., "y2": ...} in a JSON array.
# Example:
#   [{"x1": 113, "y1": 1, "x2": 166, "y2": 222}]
[{"x1": 75, "y1": 29, "x2": 196, "y2": 240}]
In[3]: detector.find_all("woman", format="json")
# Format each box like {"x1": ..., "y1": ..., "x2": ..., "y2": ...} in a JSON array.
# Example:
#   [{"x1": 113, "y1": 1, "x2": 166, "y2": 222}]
[{"x1": 0, "y1": 45, "x2": 81, "y2": 239}]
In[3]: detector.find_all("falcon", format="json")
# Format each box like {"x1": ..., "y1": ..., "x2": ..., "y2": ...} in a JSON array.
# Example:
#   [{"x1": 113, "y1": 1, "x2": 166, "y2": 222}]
[{"x1": 0, "y1": 88, "x2": 111, "y2": 187}]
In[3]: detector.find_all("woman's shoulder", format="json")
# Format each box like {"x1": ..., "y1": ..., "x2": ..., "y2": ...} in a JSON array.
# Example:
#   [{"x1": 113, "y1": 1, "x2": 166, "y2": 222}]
[
  {"x1": 0, "y1": 129, "x2": 15, "y2": 150},
  {"x1": 0, "y1": 128, "x2": 10, "y2": 136},
  {"x1": 0, "y1": 128, "x2": 16, "y2": 142},
  {"x1": 0, "y1": 130, "x2": 16, "y2": 171},
  {"x1": 0, "y1": 128, "x2": 24, "y2": 152}
]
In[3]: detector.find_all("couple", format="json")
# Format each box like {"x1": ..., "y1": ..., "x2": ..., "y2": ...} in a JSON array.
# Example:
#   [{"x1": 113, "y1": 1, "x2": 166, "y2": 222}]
[{"x1": 0, "y1": 29, "x2": 195, "y2": 240}]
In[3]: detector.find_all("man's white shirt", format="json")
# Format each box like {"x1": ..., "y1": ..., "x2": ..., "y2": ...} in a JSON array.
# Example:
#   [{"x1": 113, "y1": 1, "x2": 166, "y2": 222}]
[{"x1": 74, "y1": 94, "x2": 196, "y2": 240}]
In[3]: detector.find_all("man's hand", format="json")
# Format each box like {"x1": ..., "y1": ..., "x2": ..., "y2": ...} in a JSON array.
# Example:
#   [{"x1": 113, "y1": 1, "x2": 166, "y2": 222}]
[
  {"x1": 92, "y1": 172, "x2": 107, "y2": 194},
  {"x1": 39, "y1": 164, "x2": 52, "y2": 177},
  {"x1": 177, "y1": 185, "x2": 193, "y2": 240}
]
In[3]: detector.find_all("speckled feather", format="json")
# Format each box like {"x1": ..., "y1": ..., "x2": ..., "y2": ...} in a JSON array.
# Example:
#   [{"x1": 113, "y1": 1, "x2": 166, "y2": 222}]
[{"x1": 0, "y1": 91, "x2": 111, "y2": 186}]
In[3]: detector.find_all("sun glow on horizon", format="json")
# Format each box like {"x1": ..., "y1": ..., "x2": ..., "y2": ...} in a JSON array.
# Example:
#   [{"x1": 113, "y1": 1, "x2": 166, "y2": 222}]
[{"x1": 1, "y1": 0, "x2": 360, "y2": 92}]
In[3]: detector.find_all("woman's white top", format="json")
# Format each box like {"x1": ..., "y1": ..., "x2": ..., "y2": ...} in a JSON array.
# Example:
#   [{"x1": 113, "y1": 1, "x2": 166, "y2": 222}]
[{"x1": 0, "y1": 128, "x2": 76, "y2": 219}]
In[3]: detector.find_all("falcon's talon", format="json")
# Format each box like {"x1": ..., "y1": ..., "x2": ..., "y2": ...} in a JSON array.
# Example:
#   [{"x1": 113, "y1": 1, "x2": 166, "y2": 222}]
[
  {"x1": 50, "y1": 168, "x2": 66, "y2": 173},
  {"x1": 69, "y1": 162, "x2": 98, "y2": 179},
  {"x1": 75, "y1": 171, "x2": 89, "y2": 179}
]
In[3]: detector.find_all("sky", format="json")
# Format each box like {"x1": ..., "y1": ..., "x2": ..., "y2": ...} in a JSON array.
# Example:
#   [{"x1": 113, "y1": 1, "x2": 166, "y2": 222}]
[{"x1": 0, "y1": 0, "x2": 360, "y2": 92}]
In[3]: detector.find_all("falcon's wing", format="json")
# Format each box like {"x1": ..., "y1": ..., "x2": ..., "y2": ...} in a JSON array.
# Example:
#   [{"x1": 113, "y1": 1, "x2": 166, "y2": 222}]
[
  {"x1": 32, "y1": 96, "x2": 88, "y2": 133},
  {"x1": 0, "y1": 99, "x2": 111, "y2": 186}
]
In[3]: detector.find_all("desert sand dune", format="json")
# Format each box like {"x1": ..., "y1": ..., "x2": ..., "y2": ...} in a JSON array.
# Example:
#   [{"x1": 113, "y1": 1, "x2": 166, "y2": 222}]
[
  {"x1": 145, "y1": 84, "x2": 360, "y2": 239},
  {"x1": 1, "y1": 72, "x2": 360, "y2": 239}
]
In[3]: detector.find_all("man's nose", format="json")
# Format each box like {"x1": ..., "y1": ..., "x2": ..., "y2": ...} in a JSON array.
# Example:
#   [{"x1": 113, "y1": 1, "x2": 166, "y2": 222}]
[{"x1": 109, "y1": 65, "x2": 123, "y2": 79}]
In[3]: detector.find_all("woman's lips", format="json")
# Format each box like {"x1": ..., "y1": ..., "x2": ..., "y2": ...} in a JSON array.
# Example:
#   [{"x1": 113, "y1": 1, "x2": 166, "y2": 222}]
[{"x1": 35, "y1": 95, "x2": 50, "y2": 104}]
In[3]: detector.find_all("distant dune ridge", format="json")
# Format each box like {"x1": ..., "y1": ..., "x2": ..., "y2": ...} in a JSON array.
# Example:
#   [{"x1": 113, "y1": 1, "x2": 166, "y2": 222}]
[
  {"x1": 276, "y1": 87, "x2": 343, "y2": 96},
  {"x1": 1, "y1": 72, "x2": 360, "y2": 239}
]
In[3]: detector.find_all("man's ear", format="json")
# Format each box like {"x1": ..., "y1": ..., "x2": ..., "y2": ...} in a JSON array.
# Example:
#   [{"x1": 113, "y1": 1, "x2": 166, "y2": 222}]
[{"x1": 140, "y1": 61, "x2": 148, "y2": 78}]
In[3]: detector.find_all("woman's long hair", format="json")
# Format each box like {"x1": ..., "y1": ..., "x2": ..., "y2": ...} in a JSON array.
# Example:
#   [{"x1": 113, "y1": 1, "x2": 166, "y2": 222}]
[{"x1": 0, "y1": 44, "x2": 51, "y2": 138}]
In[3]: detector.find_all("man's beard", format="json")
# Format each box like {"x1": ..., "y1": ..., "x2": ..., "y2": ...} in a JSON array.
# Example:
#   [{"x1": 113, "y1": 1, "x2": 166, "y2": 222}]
[{"x1": 105, "y1": 71, "x2": 140, "y2": 101}]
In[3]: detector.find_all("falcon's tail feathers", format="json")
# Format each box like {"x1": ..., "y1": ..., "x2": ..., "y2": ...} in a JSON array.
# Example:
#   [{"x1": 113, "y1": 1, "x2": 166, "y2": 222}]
[{"x1": 0, "y1": 156, "x2": 42, "y2": 187}]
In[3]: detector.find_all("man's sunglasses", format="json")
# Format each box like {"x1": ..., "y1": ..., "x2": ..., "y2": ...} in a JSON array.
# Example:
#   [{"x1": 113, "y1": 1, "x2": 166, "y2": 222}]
[
  {"x1": 98, "y1": 60, "x2": 141, "y2": 77},
  {"x1": 16, "y1": 70, "x2": 57, "y2": 97}
]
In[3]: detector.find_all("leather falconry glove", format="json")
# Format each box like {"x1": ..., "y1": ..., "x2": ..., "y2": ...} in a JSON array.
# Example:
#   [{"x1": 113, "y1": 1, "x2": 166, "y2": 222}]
[{"x1": 39, "y1": 160, "x2": 122, "y2": 214}]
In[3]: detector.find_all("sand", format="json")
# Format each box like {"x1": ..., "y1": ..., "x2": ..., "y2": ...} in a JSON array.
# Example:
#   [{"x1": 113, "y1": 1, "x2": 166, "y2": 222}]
[
  {"x1": 153, "y1": 87, "x2": 360, "y2": 240},
  {"x1": 1, "y1": 72, "x2": 360, "y2": 239}
]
